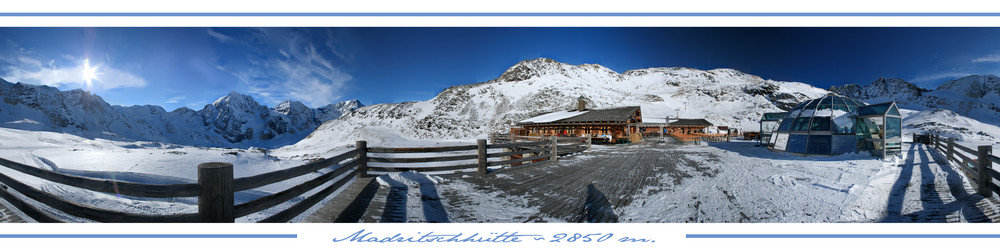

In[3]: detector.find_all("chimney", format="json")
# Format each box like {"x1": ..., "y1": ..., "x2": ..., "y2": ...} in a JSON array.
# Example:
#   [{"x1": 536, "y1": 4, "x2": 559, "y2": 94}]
[{"x1": 577, "y1": 96, "x2": 586, "y2": 111}]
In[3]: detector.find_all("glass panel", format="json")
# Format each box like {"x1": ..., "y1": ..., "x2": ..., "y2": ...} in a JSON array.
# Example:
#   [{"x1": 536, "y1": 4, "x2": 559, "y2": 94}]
[
  {"x1": 887, "y1": 105, "x2": 900, "y2": 116},
  {"x1": 817, "y1": 98, "x2": 832, "y2": 110},
  {"x1": 809, "y1": 116, "x2": 831, "y2": 131},
  {"x1": 787, "y1": 134, "x2": 808, "y2": 154},
  {"x1": 858, "y1": 103, "x2": 892, "y2": 116},
  {"x1": 763, "y1": 112, "x2": 786, "y2": 121},
  {"x1": 806, "y1": 135, "x2": 832, "y2": 155},
  {"x1": 761, "y1": 121, "x2": 780, "y2": 134},
  {"x1": 804, "y1": 99, "x2": 820, "y2": 109},
  {"x1": 773, "y1": 133, "x2": 789, "y2": 151},
  {"x1": 777, "y1": 118, "x2": 794, "y2": 131},
  {"x1": 886, "y1": 117, "x2": 902, "y2": 139},
  {"x1": 800, "y1": 107, "x2": 816, "y2": 117},
  {"x1": 791, "y1": 117, "x2": 811, "y2": 131},
  {"x1": 832, "y1": 104, "x2": 849, "y2": 113},
  {"x1": 831, "y1": 111, "x2": 853, "y2": 134},
  {"x1": 791, "y1": 101, "x2": 809, "y2": 111},
  {"x1": 831, "y1": 134, "x2": 857, "y2": 155}
]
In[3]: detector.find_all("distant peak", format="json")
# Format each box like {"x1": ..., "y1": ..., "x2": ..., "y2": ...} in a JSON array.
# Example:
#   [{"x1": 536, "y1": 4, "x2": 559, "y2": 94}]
[
  {"x1": 211, "y1": 91, "x2": 260, "y2": 107},
  {"x1": 518, "y1": 57, "x2": 561, "y2": 65}
]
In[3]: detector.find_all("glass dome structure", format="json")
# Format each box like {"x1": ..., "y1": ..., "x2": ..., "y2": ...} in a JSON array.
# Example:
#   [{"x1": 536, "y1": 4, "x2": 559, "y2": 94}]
[{"x1": 765, "y1": 93, "x2": 902, "y2": 158}]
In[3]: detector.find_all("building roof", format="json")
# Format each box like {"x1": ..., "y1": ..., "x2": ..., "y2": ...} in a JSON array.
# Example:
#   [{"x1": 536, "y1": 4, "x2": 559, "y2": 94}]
[
  {"x1": 668, "y1": 119, "x2": 714, "y2": 127},
  {"x1": 761, "y1": 112, "x2": 787, "y2": 121},
  {"x1": 518, "y1": 106, "x2": 640, "y2": 125},
  {"x1": 857, "y1": 102, "x2": 901, "y2": 117}
]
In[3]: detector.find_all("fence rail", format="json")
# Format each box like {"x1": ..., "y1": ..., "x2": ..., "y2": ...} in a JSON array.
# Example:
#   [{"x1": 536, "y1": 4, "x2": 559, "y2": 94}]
[
  {"x1": 0, "y1": 135, "x2": 592, "y2": 223},
  {"x1": 923, "y1": 134, "x2": 998, "y2": 199},
  {"x1": 0, "y1": 148, "x2": 359, "y2": 223}
]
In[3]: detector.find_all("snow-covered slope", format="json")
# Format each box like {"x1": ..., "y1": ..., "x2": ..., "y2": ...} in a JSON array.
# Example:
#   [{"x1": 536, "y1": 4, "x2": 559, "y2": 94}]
[
  {"x1": 0, "y1": 78, "x2": 362, "y2": 148},
  {"x1": 830, "y1": 76, "x2": 1000, "y2": 126},
  {"x1": 830, "y1": 76, "x2": 1000, "y2": 149},
  {"x1": 283, "y1": 58, "x2": 828, "y2": 156}
]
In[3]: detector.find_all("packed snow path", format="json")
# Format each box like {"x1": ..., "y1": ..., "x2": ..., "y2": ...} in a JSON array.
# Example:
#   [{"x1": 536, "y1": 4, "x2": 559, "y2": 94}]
[
  {"x1": 315, "y1": 139, "x2": 999, "y2": 223},
  {"x1": 878, "y1": 143, "x2": 1000, "y2": 222}
]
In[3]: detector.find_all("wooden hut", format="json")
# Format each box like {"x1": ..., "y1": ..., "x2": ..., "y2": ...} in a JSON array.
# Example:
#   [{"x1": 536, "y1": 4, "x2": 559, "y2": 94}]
[
  {"x1": 666, "y1": 119, "x2": 714, "y2": 134},
  {"x1": 511, "y1": 99, "x2": 643, "y2": 143}
]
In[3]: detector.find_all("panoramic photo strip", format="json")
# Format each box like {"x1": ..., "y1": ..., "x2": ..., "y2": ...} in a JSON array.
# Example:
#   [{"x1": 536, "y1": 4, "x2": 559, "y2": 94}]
[{"x1": 0, "y1": 27, "x2": 998, "y2": 223}]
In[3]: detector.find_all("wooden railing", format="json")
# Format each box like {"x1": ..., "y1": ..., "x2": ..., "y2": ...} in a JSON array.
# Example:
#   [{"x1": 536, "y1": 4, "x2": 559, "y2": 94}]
[
  {"x1": 362, "y1": 136, "x2": 591, "y2": 175},
  {"x1": 923, "y1": 134, "x2": 999, "y2": 198},
  {"x1": 0, "y1": 136, "x2": 592, "y2": 223},
  {"x1": 666, "y1": 133, "x2": 730, "y2": 144},
  {"x1": 0, "y1": 149, "x2": 359, "y2": 223}
]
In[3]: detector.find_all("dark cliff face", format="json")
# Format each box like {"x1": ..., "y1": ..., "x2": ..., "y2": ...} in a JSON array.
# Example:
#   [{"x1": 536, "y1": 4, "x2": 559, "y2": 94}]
[{"x1": 828, "y1": 77, "x2": 929, "y2": 101}]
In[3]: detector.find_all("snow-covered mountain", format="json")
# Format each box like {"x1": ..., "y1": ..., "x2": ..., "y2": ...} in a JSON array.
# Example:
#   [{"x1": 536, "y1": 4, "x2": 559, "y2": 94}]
[
  {"x1": 0, "y1": 78, "x2": 362, "y2": 148},
  {"x1": 829, "y1": 76, "x2": 1000, "y2": 147},
  {"x1": 829, "y1": 76, "x2": 1000, "y2": 125},
  {"x1": 284, "y1": 58, "x2": 829, "y2": 155}
]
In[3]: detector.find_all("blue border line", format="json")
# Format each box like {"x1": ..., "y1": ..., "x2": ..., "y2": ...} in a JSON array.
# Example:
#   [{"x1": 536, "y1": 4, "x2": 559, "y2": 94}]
[
  {"x1": 0, "y1": 234, "x2": 297, "y2": 238},
  {"x1": 1, "y1": 12, "x2": 1000, "y2": 17},
  {"x1": 687, "y1": 234, "x2": 1000, "y2": 238}
]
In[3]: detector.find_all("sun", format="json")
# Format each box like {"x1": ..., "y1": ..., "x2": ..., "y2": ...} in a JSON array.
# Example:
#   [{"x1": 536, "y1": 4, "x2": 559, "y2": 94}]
[{"x1": 82, "y1": 59, "x2": 100, "y2": 91}]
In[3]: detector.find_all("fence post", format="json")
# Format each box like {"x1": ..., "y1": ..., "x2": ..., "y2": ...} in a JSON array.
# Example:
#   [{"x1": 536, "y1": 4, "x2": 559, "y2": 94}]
[
  {"x1": 947, "y1": 138, "x2": 956, "y2": 163},
  {"x1": 477, "y1": 139, "x2": 488, "y2": 175},
  {"x1": 586, "y1": 134, "x2": 592, "y2": 150},
  {"x1": 978, "y1": 145, "x2": 993, "y2": 197},
  {"x1": 356, "y1": 141, "x2": 368, "y2": 179},
  {"x1": 198, "y1": 162, "x2": 234, "y2": 222},
  {"x1": 550, "y1": 136, "x2": 558, "y2": 161}
]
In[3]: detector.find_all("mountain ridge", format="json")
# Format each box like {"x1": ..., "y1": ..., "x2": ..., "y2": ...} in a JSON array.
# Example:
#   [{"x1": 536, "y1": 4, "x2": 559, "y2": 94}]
[
  {"x1": 0, "y1": 78, "x2": 362, "y2": 148},
  {"x1": 284, "y1": 58, "x2": 830, "y2": 156}
]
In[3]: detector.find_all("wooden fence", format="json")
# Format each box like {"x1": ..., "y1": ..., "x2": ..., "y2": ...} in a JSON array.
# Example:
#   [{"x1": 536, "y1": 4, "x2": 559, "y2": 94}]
[
  {"x1": 363, "y1": 136, "x2": 590, "y2": 175},
  {"x1": 0, "y1": 148, "x2": 359, "y2": 223},
  {"x1": 666, "y1": 133, "x2": 730, "y2": 144},
  {"x1": 0, "y1": 136, "x2": 590, "y2": 223},
  {"x1": 923, "y1": 134, "x2": 999, "y2": 198}
]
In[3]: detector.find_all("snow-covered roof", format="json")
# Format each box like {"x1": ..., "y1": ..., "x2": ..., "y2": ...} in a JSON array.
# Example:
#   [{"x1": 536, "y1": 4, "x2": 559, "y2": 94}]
[
  {"x1": 669, "y1": 119, "x2": 713, "y2": 127},
  {"x1": 518, "y1": 106, "x2": 640, "y2": 125},
  {"x1": 518, "y1": 110, "x2": 587, "y2": 124}
]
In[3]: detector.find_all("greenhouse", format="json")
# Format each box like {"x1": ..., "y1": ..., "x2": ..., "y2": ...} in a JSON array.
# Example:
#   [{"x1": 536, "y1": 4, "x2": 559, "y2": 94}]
[
  {"x1": 759, "y1": 112, "x2": 786, "y2": 146},
  {"x1": 765, "y1": 93, "x2": 902, "y2": 158}
]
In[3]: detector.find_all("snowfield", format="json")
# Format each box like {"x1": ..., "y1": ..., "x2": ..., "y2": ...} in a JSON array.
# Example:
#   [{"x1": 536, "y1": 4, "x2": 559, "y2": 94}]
[
  {"x1": 0, "y1": 127, "x2": 354, "y2": 222},
  {"x1": 619, "y1": 141, "x2": 898, "y2": 222},
  {"x1": 418, "y1": 140, "x2": 992, "y2": 223}
]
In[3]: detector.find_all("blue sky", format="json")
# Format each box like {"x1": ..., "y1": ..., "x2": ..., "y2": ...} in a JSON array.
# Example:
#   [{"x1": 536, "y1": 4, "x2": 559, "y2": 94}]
[{"x1": 1, "y1": 27, "x2": 999, "y2": 110}]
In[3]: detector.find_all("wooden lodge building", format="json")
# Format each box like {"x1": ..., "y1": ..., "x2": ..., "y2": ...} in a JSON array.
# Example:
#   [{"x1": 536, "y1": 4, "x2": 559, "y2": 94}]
[
  {"x1": 637, "y1": 119, "x2": 715, "y2": 136},
  {"x1": 511, "y1": 97, "x2": 719, "y2": 143},
  {"x1": 665, "y1": 119, "x2": 714, "y2": 134},
  {"x1": 511, "y1": 97, "x2": 643, "y2": 143}
]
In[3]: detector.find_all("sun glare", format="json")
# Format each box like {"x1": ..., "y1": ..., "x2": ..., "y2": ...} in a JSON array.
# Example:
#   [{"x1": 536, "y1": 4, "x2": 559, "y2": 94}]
[{"x1": 82, "y1": 59, "x2": 100, "y2": 91}]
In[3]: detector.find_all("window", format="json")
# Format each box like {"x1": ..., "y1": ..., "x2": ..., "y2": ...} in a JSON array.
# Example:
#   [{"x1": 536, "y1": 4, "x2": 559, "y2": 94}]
[
  {"x1": 773, "y1": 133, "x2": 789, "y2": 151},
  {"x1": 831, "y1": 114, "x2": 854, "y2": 134},
  {"x1": 777, "y1": 118, "x2": 794, "y2": 131},
  {"x1": 831, "y1": 135, "x2": 857, "y2": 155},
  {"x1": 787, "y1": 134, "x2": 808, "y2": 154},
  {"x1": 888, "y1": 105, "x2": 900, "y2": 116},
  {"x1": 817, "y1": 98, "x2": 832, "y2": 110},
  {"x1": 809, "y1": 117, "x2": 831, "y2": 131},
  {"x1": 806, "y1": 135, "x2": 832, "y2": 155},
  {"x1": 804, "y1": 99, "x2": 820, "y2": 109},
  {"x1": 792, "y1": 117, "x2": 811, "y2": 131},
  {"x1": 886, "y1": 117, "x2": 902, "y2": 139}
]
